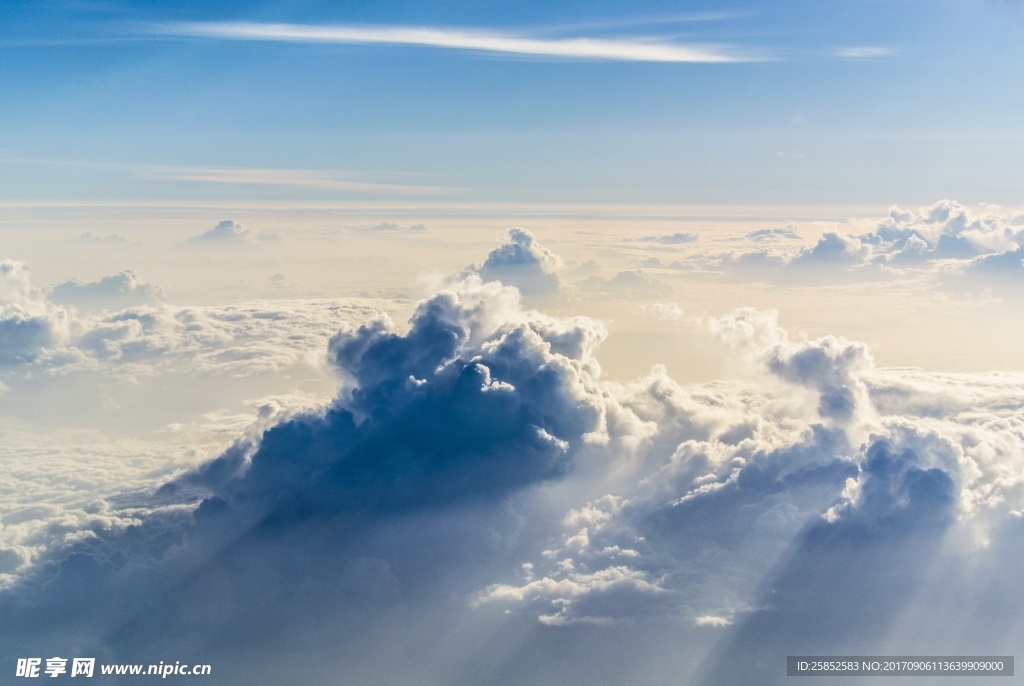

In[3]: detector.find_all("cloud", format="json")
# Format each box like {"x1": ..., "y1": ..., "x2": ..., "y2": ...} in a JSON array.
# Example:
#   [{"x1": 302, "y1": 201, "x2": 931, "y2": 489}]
[
  {"x1": 69, "y1": 233, "x2": 134, "y2": 245},
  {"x1": 835, "y1": 46, "x2": 895, "y2": 59},
  {"x1": 629, "y1": 232, "x2": 698, "y2": 244},
  {"x1": 578, "y1": 269, "x2": 672, "y2": 297},
  {"x1": 0, "y1": 260, "x2": 390, "y2": 377},
  {"x1": 0, "y1": 260, "x2": 70, "y2": 364},
  {"x1": 790, "y1": 231, "x2": 870, "y2": 266},
  {"x1": 707, "y1": 201, "x2": 1024, "y2": 278},
  {"x1": 967, "y1": 246, "x2": 1024, "y2": 275},
  {"x1": 0, "y1": 314, "x2": 61, "y2": 365},
  {"x1": 713, "y1": 247, "x2": 789, "y2": 271},
  {"x1": 357, "y1": 222, "x2": 428, "y2": 233},
  {"x1": 694, "y1": 435, "x2": 958, "y2": 685},
  {"x1": 867, "y1": 200, "x2": 1024, "y2": 264},
  {"x1": 0, "y1": 276, "x2": 622, "y2": 678},
  {"x1": 478, "y1": 300, "x2": 1024, "y2": 643},
  {"x1": 471, "y1": 227, "x2": 563, "y2": 298},
  {"x1": 708, "y1": 307, "x2": 874, "y2": 424},
  {"x1": 153, "y1": 21, "x2": 762, "y2": 63},
  {"x1": 49, "y1": 270, "x2": 163, "y2": 310},
  {"x1": 182, "y1": 220, "x2": 278, "y2": 246},
  {"x1": 4, "y1": 234, "x2": 1024, "y2": 683},
  {"x1": 0, "y1": 259, "x2": 38, "y2": 304},
  {"x1": 187, "y1": 219, "x2": 250, "y2": 245},
  {"x1": 743, "y1": 227, "x2": 801, "y2": 241}
]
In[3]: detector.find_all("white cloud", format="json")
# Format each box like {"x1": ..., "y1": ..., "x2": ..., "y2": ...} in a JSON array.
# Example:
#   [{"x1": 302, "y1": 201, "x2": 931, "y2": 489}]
[
  {"x1": 790, "y1": 231, "x2": 871, "y2": 266},
  {"x1": 743, "y1": 226, "x2": 801, "y2": 241},
  {"x1": 186, "y1": 219, "x2": 250, "y2": 244},
  {"x1": 154, "y1": 21, "x2": 762, "y2": 63},
  {"x1": 0, "y1": 260, "x2": 72, "y2": 364},
  {"x1": 694, "y1": 614, "x2": 732, "y2": 627},
  {"x1": 49, "y1": 269, "x2": 163, "y2": 310},
  {"x1": 835, "y1": 46, "x2": 895, "y2": 59},
  {"x1": 578, "y1": 269, "x2": 672, "y2": 297},
  {"x1": 702, "y1": 201, "x2": 1024, "y2": 281},
  {"x1": 69, "y1": 233, "x2": 135, "y2": 245},
  {"x1": 469, "y1": 227, "x2": 564, "y2": 298},
  {"x1": 357, "y1": 222, "x2": 428, "y2": 233},
  {"x1": 629, "y1": 232, "x2": 698, "y2": 244}
]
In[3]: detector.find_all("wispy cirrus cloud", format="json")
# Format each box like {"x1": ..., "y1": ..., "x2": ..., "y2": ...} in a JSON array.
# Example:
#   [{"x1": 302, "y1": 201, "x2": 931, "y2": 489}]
[
  {"x1": 835, "y1": 46, "x2": 895, "y2": 59},
  {"x1": 150, "y1": 21, "x2": 763, "y2": 63},
  {"x1": 145, "y1": 165, "x2": 456, "y2": 195}
]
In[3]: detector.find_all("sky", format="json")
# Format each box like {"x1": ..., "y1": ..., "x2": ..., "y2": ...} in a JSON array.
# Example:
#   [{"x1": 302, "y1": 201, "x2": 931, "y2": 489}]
[
  {"x1": 3, "y1": 1, "x2": 1024, "y2": 685},
  {"x1": 3, "y1": 0, "x2": 1024, "y2": 208}
]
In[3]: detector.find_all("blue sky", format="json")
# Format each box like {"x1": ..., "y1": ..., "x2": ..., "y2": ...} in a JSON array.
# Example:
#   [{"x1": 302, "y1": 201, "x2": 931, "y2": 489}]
[{"x1": 3, "y1": 0, "x2": 1023, "y2": 208}]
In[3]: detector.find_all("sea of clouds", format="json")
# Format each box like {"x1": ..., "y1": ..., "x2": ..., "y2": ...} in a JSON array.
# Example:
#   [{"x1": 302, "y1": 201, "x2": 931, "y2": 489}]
[{"x1": 1, "y1": 203, "x2": 1023, "y2": 685}]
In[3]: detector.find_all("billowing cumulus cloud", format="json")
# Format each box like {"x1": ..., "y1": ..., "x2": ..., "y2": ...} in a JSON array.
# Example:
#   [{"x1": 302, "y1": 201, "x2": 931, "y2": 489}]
[
  {"x1": 0, "y1": 276, "x2": 626, "y2": 681},
  {"x1": 471, "y1": 227, "x2": 563, "y2": 298},
  {"x1": 472, "y1": 300, "x2": 1024, "y2": 675},
  {"x1": 707, "y1": 308, "x2": 874, "y2": 424},
  {"x1": 0, "y1": 260, "x2": 70, "y2": 364},
  {"x1": 790, "y1": 231, "x2": 870, "y2": 267},
  {"x1": 704, "y1": 201, "x2": 1024, "y2": 282}
]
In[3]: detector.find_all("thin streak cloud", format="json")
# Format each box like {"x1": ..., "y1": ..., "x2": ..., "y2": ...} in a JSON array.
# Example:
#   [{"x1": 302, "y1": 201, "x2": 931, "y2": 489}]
[
  {"x1": 146, "y1": 166, "x2": 457, "y2": 196},
  {"x1": 152, "y1": 21, "x2": 762, "y2": 63},
  {"x1": 835, "y1": 46, "x2": 895, "y2": 59},
  {"x1": 531, "y1": 11, "x2": 754, "y2": 34}
]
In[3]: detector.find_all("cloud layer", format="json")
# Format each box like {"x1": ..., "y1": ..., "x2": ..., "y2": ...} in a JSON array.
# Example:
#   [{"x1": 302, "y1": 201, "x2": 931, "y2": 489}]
[
  {"x1": 700, "y1": 200, "x2": 1024, "y2": 279},
  {"x1": 3, "y1": 218, "x2": 1024, "y2": 684}
]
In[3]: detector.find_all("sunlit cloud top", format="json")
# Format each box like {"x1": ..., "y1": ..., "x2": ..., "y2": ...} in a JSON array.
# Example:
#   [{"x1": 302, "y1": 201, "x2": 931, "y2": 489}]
[{"x1": 151, "y1": 21, "x2": 763, "y2": 63}]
